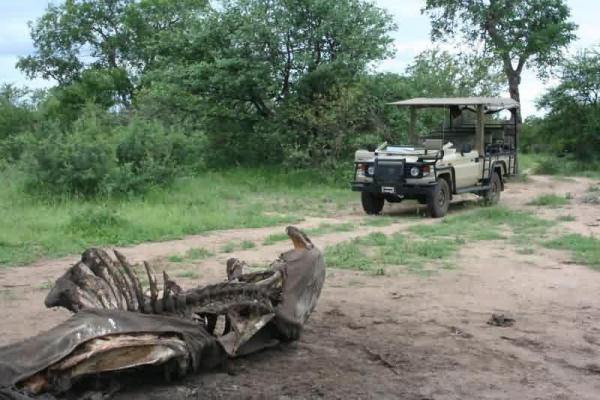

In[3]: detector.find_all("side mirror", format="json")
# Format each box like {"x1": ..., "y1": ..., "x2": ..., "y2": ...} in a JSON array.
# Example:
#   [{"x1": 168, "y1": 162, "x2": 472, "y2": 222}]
[{"x1": 461, "y1": 143, "x2": 472, "y2": 155}]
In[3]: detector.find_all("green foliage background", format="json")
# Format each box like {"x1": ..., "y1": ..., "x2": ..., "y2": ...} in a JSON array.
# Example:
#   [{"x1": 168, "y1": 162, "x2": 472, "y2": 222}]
[{"x1": 0, "y1": 0, "x2": 594, "y2": 197}]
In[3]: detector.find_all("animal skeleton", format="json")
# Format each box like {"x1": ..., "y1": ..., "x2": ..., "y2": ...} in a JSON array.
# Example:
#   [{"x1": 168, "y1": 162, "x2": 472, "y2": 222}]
[{"x1": 0, "y1": 226, "x2": 325, "y2": 398}]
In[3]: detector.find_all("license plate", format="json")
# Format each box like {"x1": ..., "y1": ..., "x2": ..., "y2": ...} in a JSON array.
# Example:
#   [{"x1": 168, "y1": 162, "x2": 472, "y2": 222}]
[{"x1": 381, "y1": 186, "x2": 395, "y2": 194}]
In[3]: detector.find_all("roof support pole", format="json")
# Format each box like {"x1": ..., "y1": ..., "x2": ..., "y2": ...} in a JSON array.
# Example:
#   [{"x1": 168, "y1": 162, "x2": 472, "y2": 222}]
[
  {"x1": 475, "y1": 104, "x2": 485, "y2": 155},
  {"x1": 408, "y1": 106, "x2": 417, "y2": 144}
]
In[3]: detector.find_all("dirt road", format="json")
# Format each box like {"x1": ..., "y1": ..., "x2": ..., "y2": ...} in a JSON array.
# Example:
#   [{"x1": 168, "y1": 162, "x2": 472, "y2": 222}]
[{"x1": 1, "y1": 175, "x2": 600, "y2": 399}]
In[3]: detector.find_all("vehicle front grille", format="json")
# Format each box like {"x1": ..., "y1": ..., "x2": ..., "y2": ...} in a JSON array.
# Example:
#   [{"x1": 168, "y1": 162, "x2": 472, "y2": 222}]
[{"x1": 374, "y1": 161, "x2": 404, "y2": 183}]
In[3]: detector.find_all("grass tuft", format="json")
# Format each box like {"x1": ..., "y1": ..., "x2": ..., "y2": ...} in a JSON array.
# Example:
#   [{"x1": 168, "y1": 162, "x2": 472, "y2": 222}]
[
  {"x1": 544, "y1": 234, "x2": 600, "y2": 268},
  {"x1": 328, "y1": 206, "x2": 553, "y2": 276},
  {"x1": 409, "y1": 206, "x2": 547, "y2": 241},
  {"x1": 173, "y1": 269, "x2": 201, "y2": 279},
  {"x1": 527, "y1": 194, "x2": 570, "y2": 207},
  {"x1": 221, "y1": 242, "x2": 236, "y2": 253},
  {"x1": 240, "y1": 240, "x2": 256, "y2": 249},
  {"x1": 307, "y1": 222, "x2": 354, "y2": 236},
  {"x1": 263, "y1": 233, "x2": 289, "y2": 245},
  {"x1": 326, "y1": 231, "x2": 460, "y2": 276},
  {"x1": 262, "y1": 222, "x2": 355, "y2": 245},
  {"x1": 582, "y1": 186, "x2": 600, "y2": 204},
  {"x1": 556, "y1": 215, "x2": 576, "y2": 222},
  {"x1": 362, "y1": 216, "x2": 397, "y2": 227},
  {"x1": 168, "y1": 247, "x2": 213, "y2": 263}
]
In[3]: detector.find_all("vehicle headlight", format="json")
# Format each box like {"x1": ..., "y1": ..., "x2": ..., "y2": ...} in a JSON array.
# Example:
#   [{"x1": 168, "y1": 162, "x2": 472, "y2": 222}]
[
  {"x1": 367, "y1": 166, "x2": 375, "y2": 175},
  {"x1": 410, "y1": 166, "x2": 420, "y2": 177}
]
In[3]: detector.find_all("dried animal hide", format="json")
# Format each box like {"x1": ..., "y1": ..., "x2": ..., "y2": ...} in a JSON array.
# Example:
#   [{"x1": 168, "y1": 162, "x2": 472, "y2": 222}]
[
  {"x1": 0, "y1": 226, "x2": 325, "y2": 398},
  {"x1": 0, "y1": 310, "x2": 221, "y2": 395}
]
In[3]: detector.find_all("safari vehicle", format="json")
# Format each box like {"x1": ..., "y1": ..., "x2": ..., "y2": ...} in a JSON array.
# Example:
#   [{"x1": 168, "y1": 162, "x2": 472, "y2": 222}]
[{"x1": 352, "y1": 97, "x2": 519, "y2": 218}]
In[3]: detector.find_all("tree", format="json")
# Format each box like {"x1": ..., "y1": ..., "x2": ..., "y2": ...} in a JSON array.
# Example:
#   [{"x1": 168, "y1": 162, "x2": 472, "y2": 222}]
[
  {"x1": 17, "y1": 0, "x2": 209, "y2": 107},
  {"x1": 162, "y1": 0, "x2": 396, "y2": 115},
  {"x1": 406, "y1": 48, "x2": 503, "y2": 98},
  {"x1": 423, "y1": 0, "x2": 577, "y2": 123},
  {"x1": 142, "y1": 0, "x2": 396, "y2": 164},
  {"x1": 535, "y1": 48, "x2": 600, "y2": 158}
]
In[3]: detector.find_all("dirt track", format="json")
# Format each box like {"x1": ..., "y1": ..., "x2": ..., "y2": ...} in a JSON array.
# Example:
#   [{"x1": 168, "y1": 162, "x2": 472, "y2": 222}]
[{"x1": 1, "y1": 175, "x2": 600, "y2": 399}]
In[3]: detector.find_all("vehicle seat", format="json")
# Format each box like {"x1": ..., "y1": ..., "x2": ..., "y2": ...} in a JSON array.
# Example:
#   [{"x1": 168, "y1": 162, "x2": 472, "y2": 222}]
[{"x1": 423, "y1": 139, "x2": 443, "y2": 151}]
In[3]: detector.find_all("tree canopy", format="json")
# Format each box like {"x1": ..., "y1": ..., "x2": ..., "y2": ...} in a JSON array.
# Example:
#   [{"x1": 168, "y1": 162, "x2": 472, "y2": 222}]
[
  {"x1": 423, "y1": 0, "x2": 577, "y2": 122},
  {"x1": 1, "y1": 0, "x2": 556, "y2": 195},
  {"x1": 529, "y1": 48, "x2": 600, "y2": 159},
  {"x1": 17, "y1": 0, "x2": 209, "y2": 107}
]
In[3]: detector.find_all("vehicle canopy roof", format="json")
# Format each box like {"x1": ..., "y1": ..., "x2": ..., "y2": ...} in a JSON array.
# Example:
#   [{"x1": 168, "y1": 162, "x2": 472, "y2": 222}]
[{"x1": 388, "y1": 97, "x2": 519, "y2": 113}]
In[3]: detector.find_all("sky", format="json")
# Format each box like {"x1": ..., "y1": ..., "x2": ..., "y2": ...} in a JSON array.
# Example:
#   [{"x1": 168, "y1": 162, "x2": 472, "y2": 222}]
[{"x1": 0, "y1": 0, "x2": 598, "y2": 117}]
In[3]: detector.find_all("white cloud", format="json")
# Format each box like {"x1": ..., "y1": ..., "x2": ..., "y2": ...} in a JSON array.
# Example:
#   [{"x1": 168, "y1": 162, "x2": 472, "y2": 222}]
[{"x1": 0, "y1": 55, "x2": 52, "y2": 89}]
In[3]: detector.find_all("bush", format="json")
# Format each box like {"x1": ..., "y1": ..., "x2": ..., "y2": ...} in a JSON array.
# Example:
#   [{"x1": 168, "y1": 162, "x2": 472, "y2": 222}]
[
  {"x1": 533, "y1": 157, "x2": 562, "y2": 175},
  {"x1": 24, "y1": 116, "x2": 116, "y2": 196},
  {"x1": 113, "y1": 119, "x2": 206, "y2": 193},
  {"x1": 22, "y1": 109, "x2": 207, "y2": 197}
]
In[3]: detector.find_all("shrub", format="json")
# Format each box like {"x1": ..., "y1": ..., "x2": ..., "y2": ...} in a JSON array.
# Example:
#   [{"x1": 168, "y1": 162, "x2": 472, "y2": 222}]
[
  {"x1": 113, "y1": 118, "x2": 206, "y2": 193},
  {"x1": 24, "y1": 117, "x2": 116, "y2": 197},
  {"x1": 23, "y1": 112, "x2": 207, "y2": 197},
  {"x1": 533, "y1": 157, "x2": 562, "y2": 175}
]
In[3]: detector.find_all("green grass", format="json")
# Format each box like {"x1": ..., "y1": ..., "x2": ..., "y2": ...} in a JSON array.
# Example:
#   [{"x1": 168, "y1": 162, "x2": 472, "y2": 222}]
[
  {"x1": 186, "y1": 247, "x2": 213, "y2": 260},
  {"x1": 361, "y1": 216, "x2": 398, "y2": 227},
  {"x1": 263, "y1": 233, "x2": 289, "y2": 245},
  {"x1": 307, "y1": 222, "x2": 354, "y2": 235},
  {"x1": 325, "y1": 241, "x2": 375, "y2": 271},
  {"x1": 556, "y1": 215, "x2": 576, "y2": 222},
  {"x1": 409, "y1": 206, "x2": 550, "y2": 242},
  {"x1": 36, "y1": 280, "x2": 55, "y2": 290},
  {"x1": 327, "y1": 206, "x2": 553, "y2": 276},
  {"x1": 262, "y1": 222, "x2": 355, "y2": 245},
  {"x1": 527, "y1": 194, "x2": 570, "y2": 207},
  {"x1": 326, "y1": 231, "x2": 461, "y2": 276},
  {"x1": 221, "y1": 241, "x2": 236, "y2": 253},
  {"x1": 582, "y1": 185, "x2": 600, "y2": 204},
  {"x1": 240, "y1": 240, "x2": 256, "y2": 249},
  {"x1": 516, "y1": 247, "x2": 536, "y2": 255},
  {"x1": 168, "y1": 247, "x2": 213, "y2": 263},
  {"x1": 544, "y1": 234, "x2": 600, "y2": 268},
  {"x1": 173, "y1": 269, "x2": 201, "y2": 279},
  {"x1": 519, "y1": 153, "x2": 600, "y2": 179},
  {"x1": 0, "y1": 167, "x2": 355, "y2": 266}
]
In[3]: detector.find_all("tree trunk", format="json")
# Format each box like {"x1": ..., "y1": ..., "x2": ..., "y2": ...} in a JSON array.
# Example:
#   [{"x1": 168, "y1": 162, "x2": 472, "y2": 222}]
[{"x1": 507, "y1": 72, "x2": 522, "y2": 125}]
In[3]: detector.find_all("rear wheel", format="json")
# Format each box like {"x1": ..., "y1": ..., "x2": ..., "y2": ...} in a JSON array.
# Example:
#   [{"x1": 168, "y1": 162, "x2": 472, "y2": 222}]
[
  {"x1": 427, "y1": 179, "x2": 450, "y2": 218},
  {"x1": 483, "y1": 172, "x2": 501, "y2": 205},
  {"x1": 361, "y1": 192, "x2": 384, "y2": 215}
]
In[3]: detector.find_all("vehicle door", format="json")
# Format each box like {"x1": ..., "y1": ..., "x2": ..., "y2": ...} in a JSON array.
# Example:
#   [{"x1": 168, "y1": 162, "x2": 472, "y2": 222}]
[{"x1": 452, "y1": 149, "x2": 482, "y2": 189}]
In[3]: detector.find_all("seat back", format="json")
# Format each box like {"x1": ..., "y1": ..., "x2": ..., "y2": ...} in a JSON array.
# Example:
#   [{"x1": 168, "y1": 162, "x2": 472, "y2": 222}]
[{"x1": 423, "y1": 139, "x2": 443, "y2": 151}]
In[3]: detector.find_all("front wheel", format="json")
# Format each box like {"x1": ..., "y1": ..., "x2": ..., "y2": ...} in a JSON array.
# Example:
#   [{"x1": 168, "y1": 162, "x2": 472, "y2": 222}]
[
  {"x1": 483, "y1": 172, "x2": 501, "y2": 205},
  {"x1": 361, "y1": 192, "x2": 384, "y2": 215},
  {"x1": 427, "y1": 179, "x2": 450, "y2": 218}
]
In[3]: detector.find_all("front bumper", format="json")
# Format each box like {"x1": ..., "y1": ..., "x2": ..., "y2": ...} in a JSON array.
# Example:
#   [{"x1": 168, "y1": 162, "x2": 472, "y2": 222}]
[{"x1": 351, "y1": 181, "x2": 437, "y2": 196}]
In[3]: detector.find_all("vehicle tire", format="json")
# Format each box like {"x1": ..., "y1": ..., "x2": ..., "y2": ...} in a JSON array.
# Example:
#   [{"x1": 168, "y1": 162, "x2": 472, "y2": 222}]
[
  {"x1": 427, "y1": 179, "x2": 450, "y2": 218},
  {"x1": 361, "y1": 192, "x2": 384, "y2": 215},
  {"x1": 483, "y1": 172, "x2": 501, "y2": 205}
]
